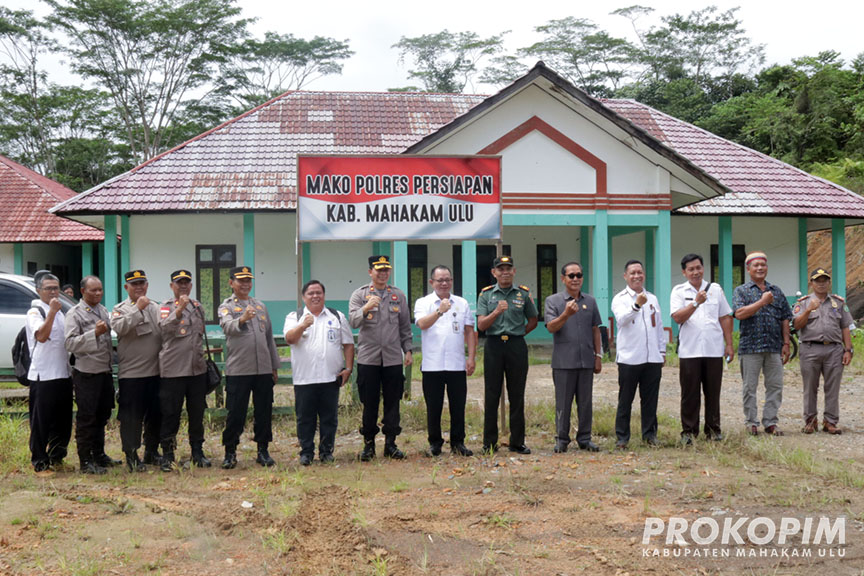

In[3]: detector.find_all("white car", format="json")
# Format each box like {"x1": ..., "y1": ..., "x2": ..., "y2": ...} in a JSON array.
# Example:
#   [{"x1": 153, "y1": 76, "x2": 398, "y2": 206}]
[{"x1": 0, "y1": 273, "x2": 77, "y2": 369}]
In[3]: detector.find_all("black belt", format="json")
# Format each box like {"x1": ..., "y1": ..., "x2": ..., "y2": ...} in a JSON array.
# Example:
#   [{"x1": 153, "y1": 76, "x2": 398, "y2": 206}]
[
  {"x1": 489, "y1": 334, "x2": 524, "y2": 342},
  {"x1": 802, "y1": 341, "x2": 841, "y2": 346}
]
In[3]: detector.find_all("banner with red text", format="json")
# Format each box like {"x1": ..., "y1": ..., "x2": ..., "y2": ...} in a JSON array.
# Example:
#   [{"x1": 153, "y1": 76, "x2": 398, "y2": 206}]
[{"x1": 297, "y1": 155, "x2": 501, "y2": 241}]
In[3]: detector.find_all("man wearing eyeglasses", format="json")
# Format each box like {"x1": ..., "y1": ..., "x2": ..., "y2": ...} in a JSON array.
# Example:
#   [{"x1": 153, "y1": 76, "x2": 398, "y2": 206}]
[
  {"x1": 414, "y1": 265, "x2": 477, "y2": 457},
  {"x1": 545, "y1": 262, "x2": 603, "y2": 453},
  {"x1": 477, "y1": 256, "x2": 538, "y2": 454}
]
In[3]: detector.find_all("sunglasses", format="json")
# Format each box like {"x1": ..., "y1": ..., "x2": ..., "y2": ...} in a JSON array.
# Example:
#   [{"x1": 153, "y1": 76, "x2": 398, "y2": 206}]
[{"x1": 565, "y1": 272, "x2": 583, "y2": 279}]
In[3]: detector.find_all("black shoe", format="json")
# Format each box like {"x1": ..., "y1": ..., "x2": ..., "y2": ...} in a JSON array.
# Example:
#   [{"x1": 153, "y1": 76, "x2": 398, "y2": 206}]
[
  {"x1": 711, "y1": 433, "x2": 724, "y2": 442},
  {"x1": 299, "y1": 454, "x2": 313, "y2": 466},
  {"x1": 34, "y1": 461, "x2": 50, "y2": 473},
  {"x1": 126, "y1": 453, "x2": 146, "y2": 473},
  {"x1": 359, "y1": 440, "x2": 376, "y2": 462},
  {"x1": 383, "y1": 442, "x2": 405, "y2": 460},
  {"x1": 681, "y1": 434, "x2": 694, "y2": 447},
  {"x1": 451, "y1": 443, "x2": 473, "y2": 457},
  {"x1": 142, "y1": 450, "x2": 161, "y2": 466},
  {"x1": 191, "y1": 451, "x2": 211, "y2": 468},
  {"x1": 578, "y1": 441, "x2": 600, "y2": 452},
  {"x1": 615, "y1": 441, "x2": 629, "y2": 450},
  {"x1": 95, "y1": 453, "x2": 122, "y2": 467},
  {"x1": 160, "y1": 453, "x2": 176, "y2": 472},
  {"x1": 508, "y1": 444, "x2": 531, "y2": 455},
  {"x1": 221, "y1": 451, "x2": 237, "y2": 470},
  {"x1": 320, "y1": 453, "x2": 334, "y2": 464},
  {"x1": 256, "y1": 447, "x2": 276, "y2": 467},
  {"x1": 644, "y1": 436, "x2": 659, "y2": 447},
  {"x1": 553, "y1": 443, "x2": 568, "y2": 453},
  {"x1": 482, "y1": 444, "x2": 499, "y2": 455},
  {"x1": 80, "y1": 460, "x2": 107, "y2": 475},
  {"x1": 425, "y1": 444, "x2": 443, "y2": 457}
]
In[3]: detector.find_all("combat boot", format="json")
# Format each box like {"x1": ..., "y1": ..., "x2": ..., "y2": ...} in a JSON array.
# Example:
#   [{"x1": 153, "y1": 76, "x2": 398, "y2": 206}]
[
  {"x1": 125, "y1": 452, "x2": 146, "y2": 473},
  {"x1": 256, "y1": 443, "x2": 275, "y2": 467},
  {"x1": 383, "y1": 436, "x2": 405, "y2": 460},
  {"x1": 80, "y1": 460, "x2": 107, "y2": 475},
  {"x1": 359, "y1": 439, "x2": 376, "y2": 462},
  {"x1": 191, "y1": 444, "x2": 211, "y2": 468},
  {"x1": 221, "y1": 448, "x2": 237, "y2": 470},
  {"x1": 160, "y1": 452, "x2": 176, "y2": 472},
  {"x1": 142, "y1": 448, "x2": 161, "y2": 466}
]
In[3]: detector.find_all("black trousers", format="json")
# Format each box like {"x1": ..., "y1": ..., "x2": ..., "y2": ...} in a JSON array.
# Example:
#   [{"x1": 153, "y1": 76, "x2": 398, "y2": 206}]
[
  {"x1": 159, "y1": 374, "x2": 207, "y2": 452},
  {"x1": 357, "y1": 364, "x2": 404, "y2": 440},
  {"x1": 28, "y1": 378, "x2": 73, "y2": 466},
  {"x1": 222, "y1": 374, "x2": 274, "y2": 449},
  {"x1": 483, "y1": 336, "x2": 528, "y2": 448},
  {"x1": 422, "y1": 370, "x2": 467, "y2": 447},
  {"x1": 552, "y1": 368, "x2": 594, "y2": 446},
  {"x1": 294, "y1": 380, "x2": 340, "y2": 457},
  {"x1": 118, "y1": 375, "x2": 162, "y2": 454},
  {"x1": 615, "y1": 362, "x2": 662, "y2": 444},
  {"x1": 71, "y1": 370, "x2": 115, "y2": 462},
  {"x1": 679, "y1": 357, "x2": 723, "y2": 436}
]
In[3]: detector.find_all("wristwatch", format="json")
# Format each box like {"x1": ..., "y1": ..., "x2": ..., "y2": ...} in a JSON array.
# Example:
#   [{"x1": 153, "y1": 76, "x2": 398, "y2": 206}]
[
  {"x1": 436, "y1": 309, "x2": 443, "y2": 317},
  {"x1": 846, "y1": 348, "x2": 854, "y2": 355},
  {"x1": 691, "y1": 301, "x2": 699, "y2": 308},
  {"x1": 595, "y1": 353, "x2": 603, "y2": 358}
]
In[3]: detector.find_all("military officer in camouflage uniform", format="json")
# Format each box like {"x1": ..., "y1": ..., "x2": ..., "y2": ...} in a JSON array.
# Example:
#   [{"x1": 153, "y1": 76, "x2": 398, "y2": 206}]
[
  {"x1": 219, "y1": 266, "x2": 281, "y2": 469},
  {"x1": 158, "y1": 270, "x2": 211, "y2": 471},
  {"x1": 476, "y1": 256, "x2": 538, "y2": 454},
  {"x1": 65, "y1": 275, "x2": 122, "y2": 474},
  {"x1": 112, "y1": 269, "x2": 162, "y2": 472},
  {"x1": 792, "y1": 268, "x2": 854, "y2": 435},
  {"x1": 349, "y1": 255, "x2": 413, "y2": 462}
]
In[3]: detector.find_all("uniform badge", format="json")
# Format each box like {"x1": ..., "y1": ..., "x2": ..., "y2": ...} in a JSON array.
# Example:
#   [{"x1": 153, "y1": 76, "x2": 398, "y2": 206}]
[
  {"x1": 392, "y1": 306, "x2": 399, "y2": 312},
  {"x1": 180, "y1": 328, "x2": 187, "y2": 335},
  {"x1": 234, "y1": 307, "x2": 243, "y2": 312},
  {"x1": 391, "y1": 294, "x2": 398, "y2": 301},
  {"x1": 256, "y1": 305, "x2": 263, "y2": 310},
  {"x1": 794, "y1": 305, "x2": 801, "y2": 314},
  {"x1": 832, "y1": 300, "x2": 838, "y2": 309},
  {"x1": 112, "y1": 311, "x2": 121, "y2": 317},
  {"x1": 367, "y1": 313, "x2": 373, "y2": 320},
  {"x1": 180, "y1": 319, "x2": 185, "y2": 325},
  {"x1": 582, "y1": 304, "x2": 587, "y2": 309},
  {"x1": 221, "y1": 309, "x2": 230, "y2": 316},
  {"x1": 160, "y1": 307, "x2": 170, "y2": 319}
]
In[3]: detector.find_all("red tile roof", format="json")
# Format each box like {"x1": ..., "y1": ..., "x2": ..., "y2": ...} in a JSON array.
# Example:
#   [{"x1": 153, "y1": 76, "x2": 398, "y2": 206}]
[
  {"x1": 0, "y1": 155, "x2": 104, "y2": 242},
  {"x1": 53, "y1": 91, "x2": 485, "y2": 214},
  {"x1": 603, "y1": 99, "x2": 864, "y2": 217}
]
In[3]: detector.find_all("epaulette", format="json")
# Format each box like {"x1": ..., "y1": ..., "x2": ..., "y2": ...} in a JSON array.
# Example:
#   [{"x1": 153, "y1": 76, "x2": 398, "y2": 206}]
[
  {"x1": 481, "y1": 285, "x2": 494, "y2": 292},
  {"x1": 519, "y1": 285, "x2": 531, "y2": 292},
  {"x1": 833, "y1": 294, "x2": 845, "y2": 301},
  {"x1": 797, "y1": 295, "x2": 808, "y2": 302}
]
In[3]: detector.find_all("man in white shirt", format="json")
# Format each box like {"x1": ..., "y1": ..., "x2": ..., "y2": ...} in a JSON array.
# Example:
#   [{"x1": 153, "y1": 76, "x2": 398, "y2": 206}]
[
  {"x1": 670, "y1": 254, "x2": 734, "y2": 445},
  {"x1": 25, "y1": 272, "x2": 72, "y2": 472},
  {"x1": 414, "y1": 265, "x2": 477, "y2": 457},
  {"x1": 284, "y1": 280, "x2": 354, "y2": 466},
  {"x1": 611, "y1": 260, "x2": 666, "y2": 449}
]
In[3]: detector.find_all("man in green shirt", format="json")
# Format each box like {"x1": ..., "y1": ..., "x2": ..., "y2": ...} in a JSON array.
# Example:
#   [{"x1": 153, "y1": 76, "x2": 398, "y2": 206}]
[{"x1": 477, "y1": 256, "x2": 538, "y2": 454}]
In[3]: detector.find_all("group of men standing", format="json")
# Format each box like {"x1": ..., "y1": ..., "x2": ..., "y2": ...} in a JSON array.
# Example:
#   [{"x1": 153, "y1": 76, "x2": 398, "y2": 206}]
[{"x1": 25, "y1": 248, "x2": 853, "y2": 473}]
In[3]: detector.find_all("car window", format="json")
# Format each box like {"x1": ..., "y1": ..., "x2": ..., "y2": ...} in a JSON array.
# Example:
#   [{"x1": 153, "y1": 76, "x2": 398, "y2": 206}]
[{"x1": 0, "y1": 281, "x2": 35, "y2": 314}]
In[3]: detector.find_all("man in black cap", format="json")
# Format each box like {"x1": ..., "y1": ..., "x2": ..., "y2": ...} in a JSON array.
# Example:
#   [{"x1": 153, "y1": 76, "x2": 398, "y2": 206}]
[
  {"x1": 219, "y1": 265, "x2": 281, "y2": 469},
  {"x1": 476, "y1": 256, "x2": 538, "y2": 454},
  {"x1": 158, "y1": 270, "x2": 211, "y2": 471},
  {"x1": 349, "y1": 255, "x2": 413, "y2": 461},
  {"x1": 112, "y1": 270, "x2": 162, "y2": 471},
  {"x1": 64, "y1": 275, "x2": 122, "y2": 474}
]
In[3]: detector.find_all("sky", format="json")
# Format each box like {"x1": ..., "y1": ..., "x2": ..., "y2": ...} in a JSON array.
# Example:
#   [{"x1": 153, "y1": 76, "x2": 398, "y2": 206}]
[{"x1": 6, "y1": 0, "x2": 864, "y2": 93}]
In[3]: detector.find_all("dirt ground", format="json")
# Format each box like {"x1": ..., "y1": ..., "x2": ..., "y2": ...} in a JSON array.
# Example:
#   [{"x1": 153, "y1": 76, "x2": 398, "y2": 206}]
[{"x1": 1, "y1": 360, "x2": 863, "y2": 576}]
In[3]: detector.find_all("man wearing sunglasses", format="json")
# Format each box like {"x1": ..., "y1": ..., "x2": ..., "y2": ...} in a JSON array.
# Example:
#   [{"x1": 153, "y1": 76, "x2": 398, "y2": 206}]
[{"x1": 545, "y1": 262, "x2": 603, "y2": 453}]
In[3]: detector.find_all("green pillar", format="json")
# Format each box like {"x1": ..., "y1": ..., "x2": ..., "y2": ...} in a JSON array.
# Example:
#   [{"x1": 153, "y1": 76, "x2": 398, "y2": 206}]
[
  {"x1": 82, "y1": 242, "x2": 93, "y2": 276},
  {"x1": 719, "y1": 216, "x2": 733, "y2": 298},
  {"x1": 103, "y1": 215, "x2": 118, "y2": 308},
  {"x1": 372, "y1": 241, "x2": 391, "y2": 258},
  {"x1": 243, "y1": 214, "x2": 255, "y2": 297},
  {"x1": 832, "y1": 218, "x2": 846, "y2": 299},
  {"x1": 120, "y1": 215, "x2": 131, "y2": 276},
  {"x1": 393, "y1": 241, "x2": 408, "y2": 293},
  {"x1": 462, "y1": 240, "x2": 477, "y2": 311},
  {"x1": 580, "y1": 226, "x2": 590, "y2": 288},
  {"x1": 13, "y1": 243, "x2": 24, "y2": 275},
  {"x1": 656, "y1": 211, "x2": 672, "y2": 329},
  {"x1": 798, "y1": 218, "x2": 808, "y2": 294},
  {"x1": 645, "y1": 229, "x2": 655, "y2": 293},
  {"x1": 302, "y1": 243, "x2": 311, "y2": 284},
  {"x1": 592, "y1": 210, "x2": 609, "y2": 322}
]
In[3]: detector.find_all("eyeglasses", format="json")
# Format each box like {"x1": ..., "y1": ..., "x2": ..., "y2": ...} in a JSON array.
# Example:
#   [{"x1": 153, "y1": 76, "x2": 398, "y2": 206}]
[
  {"x1": 41, "y1": 286, "x2": 60, "y2": 292},
  {"x1": 433, "y1": 278, "x2": 452, "y2": 284},
  {"x1": 565, "y1": 273, "x2": 583, "y2": 279}
]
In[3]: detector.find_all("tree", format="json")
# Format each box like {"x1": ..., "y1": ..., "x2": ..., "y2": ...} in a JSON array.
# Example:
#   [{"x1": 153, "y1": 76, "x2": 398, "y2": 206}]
[
  {"x1": 219, "y1": 32, "x2": 353, "y2": 109},
  {"x1": 393, "y1": 30, "x2": 506, "y2": 93},
  {"x1": 46, "y1": 0, "x2": 250, "y2": 163}
]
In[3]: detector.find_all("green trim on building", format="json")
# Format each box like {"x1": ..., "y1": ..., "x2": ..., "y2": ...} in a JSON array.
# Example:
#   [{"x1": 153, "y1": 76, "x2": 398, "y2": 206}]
[
  {"x1": 832, "y1": 218, "x2": 846, "y2": 299},
  {"x1": 580, "y1": 226, "x2": 590, "y2": 288},
  {"x1": 798, "y1": 218, "x2": 808, "y2": 294},
  {"x1": 656, "y1": 210, "x2": 672, "y2": 328},
  {"x1": 393, "y1": 241, "x2": 408, "y2": 293},
  {"x1": 372, "y1": 241, "x2": 391, "y2": 258},
  {"x1": 302, "y1": 243, "x2": 311, "y2": 284},
  {"x1": 608, "y1": 213, "x2": 660, "y2": 227},
  {"x1": 645, "y1": 229, "x2": 655, "y2": 293},
  {"x1": 103, "y1": 216, "x2": 118, "y2": 308},
  {"x1": 504, "y1": 213, "x2": 596, "y2": 227},
  {"x1": 120, "y1": 215, "x2": 130, "y2": 276},
  {"x1": 719, "y1": 216, "x2": 733, "y2": 299},
  {"x1": 13, "y1": 243, "x2": 23, "y2": 275},
  {"x1": 82, "y1": 242, "x2": 93, "y2": 276},
  {"x1": 462, "y1": 240, "x2": 477, "y2": 311},
  {"x1": 243, "y1": 214, "x2": 255, "y2": 297},
  {"x1": 592, "y1": 209, "x2": 609, "y2": 320}
]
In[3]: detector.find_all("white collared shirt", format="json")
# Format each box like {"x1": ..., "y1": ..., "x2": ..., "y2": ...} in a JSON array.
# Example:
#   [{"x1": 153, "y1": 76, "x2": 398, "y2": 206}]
[
  {"x1": 283, "y1": 306, "x2": 353, "y2": 385},
  {"x1": 26, "y1": 299, "x2": 69, "y2": 381},
  {"x1": 611, "y1": 287, "x2": 666, "y2": 364},
  {"x1": 670, "y1": 280, "x2": 732, "y2": 358},
  {"x1": 413, "y1": 292, "x2": 474, "y2": 372}
]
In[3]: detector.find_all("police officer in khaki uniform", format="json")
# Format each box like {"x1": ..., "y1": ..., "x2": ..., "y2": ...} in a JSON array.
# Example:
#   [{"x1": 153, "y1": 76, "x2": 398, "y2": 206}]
[
  {"x1": 65, "y1": 275, "x2": 122, "y2": 474},
  {"x1": 158, "y1": 270, "x2": 211, "y2": 471},
  {"x1": 349, "y1": 255, "x2": 413, "y2": 462},
  {"x1": 477, "y1": 256, "x2": 538, "y2": 454},
  {"x1": 112, "y1": 270, "x2": 162, "y2": 472},
  {"x1": 219, "y1": 266, "x2": 281, "y2": 469},
  {"x1": 792, "y1": 268, "x2": 853, "y2": 435}
]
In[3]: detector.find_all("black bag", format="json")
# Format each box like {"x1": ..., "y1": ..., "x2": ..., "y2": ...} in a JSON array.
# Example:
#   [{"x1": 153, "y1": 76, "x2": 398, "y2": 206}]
[
  {"x1": 198, "y1": 307, "x2": 222, "y2": 394},
  {"x1": 11, "y1": 307, "x2": 46, "y2": 386}
]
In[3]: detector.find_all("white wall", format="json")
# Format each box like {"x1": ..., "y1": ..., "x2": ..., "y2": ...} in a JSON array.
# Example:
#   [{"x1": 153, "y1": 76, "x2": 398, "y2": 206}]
[{"x1": 0, "y1": 244, "x2": 13, "y2": 273}]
